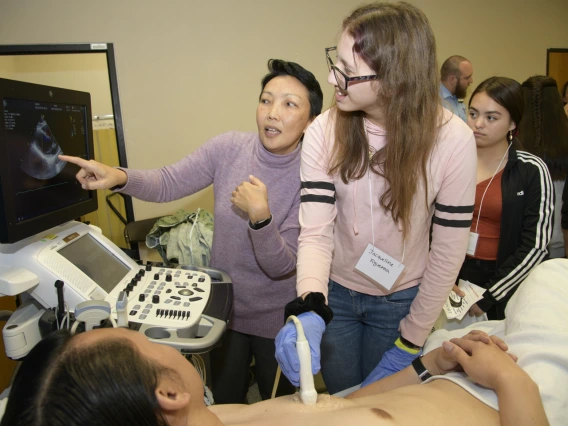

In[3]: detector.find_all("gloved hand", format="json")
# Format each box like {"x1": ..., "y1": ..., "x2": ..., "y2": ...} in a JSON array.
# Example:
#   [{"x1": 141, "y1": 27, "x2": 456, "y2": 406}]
[
  {"x1": 361, "y1": 338, "x2": 422, "y2": 388},
  {"x1": 275, "y1": 312, "x2": 326, "y2": 387}
]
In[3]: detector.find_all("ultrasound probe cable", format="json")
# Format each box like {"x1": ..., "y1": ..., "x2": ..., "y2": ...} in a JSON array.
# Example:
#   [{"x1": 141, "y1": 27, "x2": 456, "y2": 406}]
[{"x1": 272, "y1": 315, "x2": 317, "y2": 405}]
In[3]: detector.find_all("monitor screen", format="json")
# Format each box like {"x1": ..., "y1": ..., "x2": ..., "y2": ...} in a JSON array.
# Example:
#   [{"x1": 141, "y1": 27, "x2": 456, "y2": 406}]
[
  {"x1": 0, "y1": 78, "x2": 97, "y2": 243},
  {"x1": 5, "y1": 97, "x2": 90, "y2": 223},
  {"x1": 58, "y1": 233, "x2": 130, "y2": 293}
]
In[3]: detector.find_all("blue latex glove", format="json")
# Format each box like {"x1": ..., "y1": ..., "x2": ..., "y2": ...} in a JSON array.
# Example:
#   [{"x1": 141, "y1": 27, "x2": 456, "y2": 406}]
[
  {"x1": 361, "y1": 343, "x2": 422, "y2": 388},
  {"x1": 275, "y1": 312, "x2": 326, "y2": 387}
]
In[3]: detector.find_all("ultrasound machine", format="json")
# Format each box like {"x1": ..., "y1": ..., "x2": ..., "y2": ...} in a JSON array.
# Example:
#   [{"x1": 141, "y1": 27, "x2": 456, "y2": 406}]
[{"x1": 0, "y1": 78, "x2": 232, "y2": 360}]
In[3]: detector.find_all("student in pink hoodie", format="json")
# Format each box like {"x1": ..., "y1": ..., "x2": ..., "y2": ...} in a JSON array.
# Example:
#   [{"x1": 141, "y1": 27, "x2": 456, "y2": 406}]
[{"x1": 276, "y1": 2, "x2": 476, "y2": 395}]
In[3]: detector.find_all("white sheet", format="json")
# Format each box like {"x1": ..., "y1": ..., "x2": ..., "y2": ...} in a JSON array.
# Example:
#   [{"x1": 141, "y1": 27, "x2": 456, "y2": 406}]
[{"x1": 423, "y1": 259, "x2": 568, "y2": 426}]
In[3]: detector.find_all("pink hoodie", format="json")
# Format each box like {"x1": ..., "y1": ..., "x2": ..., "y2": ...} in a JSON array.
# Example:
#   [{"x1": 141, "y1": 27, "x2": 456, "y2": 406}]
[{"x1": 297, "y1": 108, "x2": 477, "y2": 345}]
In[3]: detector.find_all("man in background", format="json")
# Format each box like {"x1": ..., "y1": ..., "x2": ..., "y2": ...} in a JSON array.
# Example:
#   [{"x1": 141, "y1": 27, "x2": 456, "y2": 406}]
[{"x1": 440, "y1": 55, "x2": 474, "y2": 122}]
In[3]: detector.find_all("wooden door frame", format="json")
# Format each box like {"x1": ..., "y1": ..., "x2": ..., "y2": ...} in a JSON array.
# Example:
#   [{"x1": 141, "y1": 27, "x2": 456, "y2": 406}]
[{"x1": 547, "y1": 48, "x2": 568, "y2": 75}]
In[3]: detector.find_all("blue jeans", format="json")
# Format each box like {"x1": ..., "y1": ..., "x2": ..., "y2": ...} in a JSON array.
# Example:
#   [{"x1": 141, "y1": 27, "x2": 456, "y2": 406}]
[{"x1": 320, "y1": 280, "x2": 419, "y2": 394}]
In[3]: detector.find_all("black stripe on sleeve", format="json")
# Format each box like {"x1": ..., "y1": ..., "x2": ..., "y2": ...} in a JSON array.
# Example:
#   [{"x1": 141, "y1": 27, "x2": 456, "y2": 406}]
[
  {"x1": 435, "y1": 203, "x2": 475, "y2": 214},
  {"x1": 301, "y1": 181, "x2": 336, "y2": 191},
  {"x1": 432, "y1": 216, "x2": 472, "y2": 228},
  {"x1": 301, "y1": 194, "x2": 336, "y2": 204}
]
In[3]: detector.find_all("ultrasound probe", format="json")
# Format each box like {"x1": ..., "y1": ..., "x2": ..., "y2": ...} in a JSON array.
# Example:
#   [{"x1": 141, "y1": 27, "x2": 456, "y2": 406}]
[{"x1": 286, "y1": 315, "x2": 317, "y2": 405}]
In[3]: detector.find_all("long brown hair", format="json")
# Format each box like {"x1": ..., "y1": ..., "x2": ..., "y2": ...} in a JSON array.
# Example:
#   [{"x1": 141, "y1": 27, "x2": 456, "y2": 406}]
[{"x1": 329, "y1": 2, "x2": 440, "y2": 238}]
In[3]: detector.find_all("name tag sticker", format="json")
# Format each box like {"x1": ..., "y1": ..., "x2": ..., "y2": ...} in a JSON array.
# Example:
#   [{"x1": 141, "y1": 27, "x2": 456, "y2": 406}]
[
  {"x1": 354, "y1": 243, "x2": 405, "y2": 291},
  {"x1": 466, "y1": 232, "x2": 479, "y2": 256}
]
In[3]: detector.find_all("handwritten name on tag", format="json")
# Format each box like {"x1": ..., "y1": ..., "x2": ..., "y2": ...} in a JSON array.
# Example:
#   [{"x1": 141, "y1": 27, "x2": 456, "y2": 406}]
[{"x1": 354, "y1": 244, "x2": 405, "y2": 291}]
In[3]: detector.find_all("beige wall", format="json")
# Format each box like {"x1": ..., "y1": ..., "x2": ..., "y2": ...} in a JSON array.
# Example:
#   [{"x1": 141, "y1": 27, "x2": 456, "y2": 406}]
[
  {"x1": 1, "y1": 0, "x2": 567, "y2": 220},
  {"x1": 0, "y1": 54, "x2": 113, "y2": 117}
]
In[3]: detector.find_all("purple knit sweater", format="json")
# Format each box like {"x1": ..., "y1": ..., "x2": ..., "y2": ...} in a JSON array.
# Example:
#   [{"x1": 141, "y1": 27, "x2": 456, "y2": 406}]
[{"x1": 119, "y1": 131, "x2": 300, "y2": 339}]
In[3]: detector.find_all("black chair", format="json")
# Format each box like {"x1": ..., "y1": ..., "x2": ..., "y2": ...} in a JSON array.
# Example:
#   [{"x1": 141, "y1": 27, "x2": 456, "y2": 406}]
[{"x1": 106, "y1": 193, "x2": 161, "y2": 259}]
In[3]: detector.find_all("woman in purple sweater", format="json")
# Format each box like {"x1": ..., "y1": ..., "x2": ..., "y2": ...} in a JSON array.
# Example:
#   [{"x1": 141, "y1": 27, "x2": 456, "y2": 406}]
[{"x1": 60, "y1": 59, "x2": 323, "y2": 404}]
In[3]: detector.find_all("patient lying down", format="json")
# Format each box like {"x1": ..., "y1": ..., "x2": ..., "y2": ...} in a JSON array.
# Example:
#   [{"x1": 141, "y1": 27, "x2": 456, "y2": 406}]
[
  {"x1": 0, "y1": 327, "x2": 544, "y2": 426},
  {"x1": 4, "y1": 259, "x2": 568, "y2": 426}
]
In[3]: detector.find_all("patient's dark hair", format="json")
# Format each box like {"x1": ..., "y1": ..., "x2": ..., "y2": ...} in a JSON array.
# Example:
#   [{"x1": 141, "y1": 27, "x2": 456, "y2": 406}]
[
  {"x1": 260, "y1": 59, "x2": 324, "y2": 119},
  {"x1": 1, "y1": 330, "x2": 173, "y2": 426}
]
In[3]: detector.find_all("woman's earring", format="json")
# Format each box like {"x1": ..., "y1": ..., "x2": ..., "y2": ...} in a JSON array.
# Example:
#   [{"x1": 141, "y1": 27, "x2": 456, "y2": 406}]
[{"x1": 507, "y1": 130, "x2": 513, "y2": 142}]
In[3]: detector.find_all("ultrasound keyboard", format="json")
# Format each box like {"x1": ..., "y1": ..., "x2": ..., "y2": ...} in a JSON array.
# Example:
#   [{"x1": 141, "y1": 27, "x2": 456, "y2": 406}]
[
  {"x1": 121, "y1": 266, "x2": 210, "y2": 327},
  {"x1": 111, "y1": 264, "x2": 233, "y2": 354}
]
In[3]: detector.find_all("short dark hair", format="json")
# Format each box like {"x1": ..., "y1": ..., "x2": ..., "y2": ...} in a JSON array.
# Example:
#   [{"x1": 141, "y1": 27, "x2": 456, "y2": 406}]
[
  {"x1": 469, "y1": 76, "x2": 524, "y2": 129},
  {"x1": 1, "y1": 330, "x2": 172, "y2": 426},
  {"x1": 441, "y1": 55, "x2": 469, "y2": 82},
  {"x1": 260, "y1": 59, "x2": 323, "y2": 119}
]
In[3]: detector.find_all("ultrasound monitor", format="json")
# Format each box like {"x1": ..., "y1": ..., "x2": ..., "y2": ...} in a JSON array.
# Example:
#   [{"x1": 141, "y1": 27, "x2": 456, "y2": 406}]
[{"x1": 0, "y1": 78, "x2": 97, "y2": 243}]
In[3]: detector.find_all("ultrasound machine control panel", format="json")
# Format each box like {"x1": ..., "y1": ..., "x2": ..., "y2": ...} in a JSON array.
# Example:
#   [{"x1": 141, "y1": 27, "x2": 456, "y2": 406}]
[{"x1": 124, "y1": 266, "x2": 210, "y2": 327}]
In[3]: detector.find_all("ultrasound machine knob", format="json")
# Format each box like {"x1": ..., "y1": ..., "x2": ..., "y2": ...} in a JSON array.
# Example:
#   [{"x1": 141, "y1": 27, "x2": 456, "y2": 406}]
[
  {"x1": 166, "y1": 274, "x2": 172, "y2": 282},
  {"x1": 139, "y1": 294, "x2": 146, "y2": 302},
  {"x1": 154, "y1": 273, "x2": 160, "y2": 280},
  {"x1": 152, "y1": 295, "x2": 160, "y2": 304},
  {"x1": 146, "y1": 264, "x2": 153, "y2": 272},
  {"x1": 138, "y1": 269, "x2": 145, "y2": 276}
]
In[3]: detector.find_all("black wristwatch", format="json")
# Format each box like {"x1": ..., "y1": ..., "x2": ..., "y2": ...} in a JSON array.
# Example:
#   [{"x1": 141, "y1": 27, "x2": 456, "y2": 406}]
[
  {"x1": 249, "y1": 215, "x2": 272, "y2": 230},
  {"x1": 411, "y1": 355, "x2": 432, "y2": 382}
]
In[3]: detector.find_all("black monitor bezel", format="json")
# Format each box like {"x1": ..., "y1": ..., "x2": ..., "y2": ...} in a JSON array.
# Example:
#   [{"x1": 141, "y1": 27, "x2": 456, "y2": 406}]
[
  {"x1": 0, "y1": 77, "x2": 98, "y2": 243},
  {"x1": 0, "y1": 43, "x2": 135, "y2": 239}
]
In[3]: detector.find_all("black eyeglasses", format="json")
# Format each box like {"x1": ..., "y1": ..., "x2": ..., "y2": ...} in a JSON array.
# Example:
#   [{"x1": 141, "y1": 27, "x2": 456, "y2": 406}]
[{"x1": 325, "y1": 46, "x2": 378, "y2": 91}]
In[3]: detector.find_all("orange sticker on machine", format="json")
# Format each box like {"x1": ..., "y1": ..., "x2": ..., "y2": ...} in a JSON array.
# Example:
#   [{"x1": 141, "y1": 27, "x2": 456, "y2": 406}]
[{"x1": 63, "y1": 232, "x2": 80, "y2": 243}]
